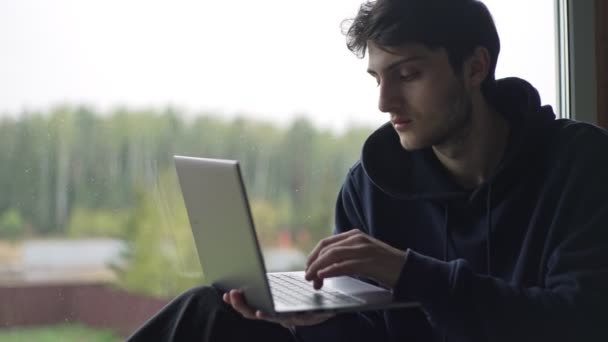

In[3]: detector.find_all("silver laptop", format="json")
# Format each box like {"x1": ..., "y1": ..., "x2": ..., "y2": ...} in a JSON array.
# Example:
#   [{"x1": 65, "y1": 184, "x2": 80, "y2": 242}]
[{"x1": 173, "y1": 155, "x2": 419, "y2": 315}]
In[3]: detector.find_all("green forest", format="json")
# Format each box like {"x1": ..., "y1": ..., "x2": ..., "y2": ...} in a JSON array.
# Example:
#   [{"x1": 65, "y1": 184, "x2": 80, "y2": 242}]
[{"x1": 0, "y1": 106, "x2": 375, "y2": 297}]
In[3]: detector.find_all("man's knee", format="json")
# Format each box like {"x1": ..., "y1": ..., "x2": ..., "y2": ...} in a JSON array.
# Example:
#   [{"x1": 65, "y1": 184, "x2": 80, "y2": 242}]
[
  {"x1": 165, "y1": 285, "x2": 234, "y2": 320},
  {"x1": 129, "y1": 285, "x2": 296, "y2": 342},
  {"x1": 175, "y1": 285, "x2": 224, "y2": 307},
  {"x1": 128, "y1": 285, "x2": 228, "y2": 341}
]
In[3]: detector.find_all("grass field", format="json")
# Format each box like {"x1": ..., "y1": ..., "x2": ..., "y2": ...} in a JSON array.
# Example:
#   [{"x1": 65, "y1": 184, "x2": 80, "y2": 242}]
[{"x1": 0, "y1": 324, "x2": 121, "y2": 342}]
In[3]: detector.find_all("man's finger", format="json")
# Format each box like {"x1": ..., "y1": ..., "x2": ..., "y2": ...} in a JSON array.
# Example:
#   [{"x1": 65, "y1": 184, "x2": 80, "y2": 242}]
[
  {"x1": 255, "y1": 310, "x2": 289, "y2": 323},
  {"x1": 306, "y1": 229, "x2": 361, "y2": 268},
  {"x1": 229, "y1": 290, "x2": 257, "y2": 319},
  {"x1": 255, "y1": 310, "x2": 270, "y2": 320},
  {"x1": 222, "y1": 292, "x2": 231, "y2": 304},
  {"x1": 307, "y1": 233, "x2": 369, "y2": 284},
  {"x1": 317, "y1": 259, "x2": 369, "y2": 279},
  {"x1": 255, "y1": 311, "x2": 296, "y2": 328},
  {"x1": 305, "y1": 244, "x2": 365, "y2": 281},
  {"x1": 317, "y1": 233, "x2": 368, "y2": 260}
]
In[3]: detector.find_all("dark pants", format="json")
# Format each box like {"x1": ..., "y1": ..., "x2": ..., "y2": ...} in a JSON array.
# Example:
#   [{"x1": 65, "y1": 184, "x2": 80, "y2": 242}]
[{"x1": 128, "y1": 286, "x2": 298, "y2": 342}]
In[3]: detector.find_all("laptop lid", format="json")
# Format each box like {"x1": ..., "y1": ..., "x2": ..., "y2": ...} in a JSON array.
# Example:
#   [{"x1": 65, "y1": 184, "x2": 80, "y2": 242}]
[{"x1": 173, "y1": 155, "x2": 274, "y2": 313}]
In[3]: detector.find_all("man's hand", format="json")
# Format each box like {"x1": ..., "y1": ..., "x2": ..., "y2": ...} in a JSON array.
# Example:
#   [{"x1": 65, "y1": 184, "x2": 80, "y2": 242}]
[
  {"x1": 305, "y1": 229, "x2": 408, "y2": 290},
  {"x1": 222, "y1": 290, "x2": 335, "y2": 328}
]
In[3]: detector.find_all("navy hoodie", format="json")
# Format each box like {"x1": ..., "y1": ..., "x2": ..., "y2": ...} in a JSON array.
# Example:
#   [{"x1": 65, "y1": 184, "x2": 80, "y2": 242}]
[{"x1": 296, "y1": 78, "x2": 608, "y2": 342}]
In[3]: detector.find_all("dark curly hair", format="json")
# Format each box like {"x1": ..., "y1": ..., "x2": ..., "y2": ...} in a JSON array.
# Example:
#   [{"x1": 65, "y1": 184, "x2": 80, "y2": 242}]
[{"x1": 343, "y1": 0, "x2": 500, "y2": 97}]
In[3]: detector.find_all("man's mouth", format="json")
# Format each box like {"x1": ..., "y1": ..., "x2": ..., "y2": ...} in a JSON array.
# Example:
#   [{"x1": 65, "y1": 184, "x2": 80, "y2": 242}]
[{"x1": 392, "y1": 118, "x2": 413, "y2": 130}]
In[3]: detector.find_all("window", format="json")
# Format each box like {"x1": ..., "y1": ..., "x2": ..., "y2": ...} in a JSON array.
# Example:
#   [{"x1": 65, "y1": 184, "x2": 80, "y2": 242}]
[
  {"x1": 482, "y1": 0, "x2": 558, "y2": 114},
  {"x1": 0, "y1": 0, "x2": 561, "y2": 340}
]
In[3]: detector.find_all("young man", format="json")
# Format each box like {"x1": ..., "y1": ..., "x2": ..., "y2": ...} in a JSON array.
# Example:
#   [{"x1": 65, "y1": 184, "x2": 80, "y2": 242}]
[{"x1": 129, "y1": 0, "x2": 608, "y2": 341}]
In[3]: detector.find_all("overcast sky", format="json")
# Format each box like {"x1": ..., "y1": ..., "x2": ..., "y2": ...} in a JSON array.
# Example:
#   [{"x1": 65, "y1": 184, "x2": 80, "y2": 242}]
[{"x1": 0, "y1": 0, "x2": 556, "y2": 131}]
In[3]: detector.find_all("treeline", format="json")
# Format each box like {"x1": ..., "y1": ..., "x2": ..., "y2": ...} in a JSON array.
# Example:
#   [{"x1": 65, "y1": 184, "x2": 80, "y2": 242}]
[{"x1": 0, "y1": 106, "x2": 374, "y2": 244}]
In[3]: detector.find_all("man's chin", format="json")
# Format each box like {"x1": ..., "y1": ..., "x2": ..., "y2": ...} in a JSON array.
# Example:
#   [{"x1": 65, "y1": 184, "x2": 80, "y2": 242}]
[{"x1": 398, "y1": 136, "x2": 427, "y2": 151}]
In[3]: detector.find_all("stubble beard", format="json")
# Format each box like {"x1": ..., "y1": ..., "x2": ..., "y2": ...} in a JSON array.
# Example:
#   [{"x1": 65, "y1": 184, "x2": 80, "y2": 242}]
[
  {"x1": 397, "y1": 79, "x2": 473, "y2": 152},
  {"x1": 430, "y1": 81, "x2": 473, "y2": 153}
]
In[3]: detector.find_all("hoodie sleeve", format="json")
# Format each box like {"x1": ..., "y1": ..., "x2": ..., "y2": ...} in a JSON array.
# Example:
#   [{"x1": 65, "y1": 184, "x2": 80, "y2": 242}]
[
  {"x1": 393, "y1": 129, "x2": 608, "y2": 342},
  {"x1": 294, "y1": 169, "x2": 389, "y2": 342}
]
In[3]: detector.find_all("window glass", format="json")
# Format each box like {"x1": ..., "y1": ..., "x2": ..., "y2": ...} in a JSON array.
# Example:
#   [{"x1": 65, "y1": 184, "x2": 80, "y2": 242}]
[{"x1": 483, "y1": 0, "x2": 558, "y2": 111}]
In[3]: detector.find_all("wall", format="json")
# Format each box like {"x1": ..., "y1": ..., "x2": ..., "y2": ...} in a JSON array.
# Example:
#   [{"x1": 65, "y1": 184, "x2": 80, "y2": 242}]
[{"x1": 0, "y1": 283, "x2": 168, "y2": 338}]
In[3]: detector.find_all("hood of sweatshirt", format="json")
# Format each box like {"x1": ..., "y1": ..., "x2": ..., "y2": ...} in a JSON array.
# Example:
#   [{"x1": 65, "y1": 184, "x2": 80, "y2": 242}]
[{"x1": 360, "y1": 77, "x2": 557, "y2": 277}]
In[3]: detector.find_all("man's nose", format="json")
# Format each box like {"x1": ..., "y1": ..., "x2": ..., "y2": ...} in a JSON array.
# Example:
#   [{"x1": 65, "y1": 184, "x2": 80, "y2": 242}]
[{"x1": 377, "y1": 83, "x2": 401, "y2": 113}]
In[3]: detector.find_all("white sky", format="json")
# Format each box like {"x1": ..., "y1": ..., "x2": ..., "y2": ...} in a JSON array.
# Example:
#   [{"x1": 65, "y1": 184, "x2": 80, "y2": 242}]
[{"x1": 0, "y1": 0, "x2": 556, "y2": 131}]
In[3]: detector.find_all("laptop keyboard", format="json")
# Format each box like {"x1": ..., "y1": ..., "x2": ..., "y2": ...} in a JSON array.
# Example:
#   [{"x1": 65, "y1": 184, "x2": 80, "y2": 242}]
[{"x1": 268, "y1": 273, "x2": 363, "y2": 306}]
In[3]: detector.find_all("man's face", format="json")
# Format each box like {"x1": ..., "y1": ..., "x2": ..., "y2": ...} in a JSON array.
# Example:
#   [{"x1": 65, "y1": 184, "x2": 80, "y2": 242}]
[{"x1": 367, "y1": 41, "x2": 473, "y2": 150}]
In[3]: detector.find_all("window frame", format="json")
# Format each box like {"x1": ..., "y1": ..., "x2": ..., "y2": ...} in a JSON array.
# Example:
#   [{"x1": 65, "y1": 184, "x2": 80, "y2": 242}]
[{"x1": 557, "y1": 0, "x2": 598, "y2": 122}]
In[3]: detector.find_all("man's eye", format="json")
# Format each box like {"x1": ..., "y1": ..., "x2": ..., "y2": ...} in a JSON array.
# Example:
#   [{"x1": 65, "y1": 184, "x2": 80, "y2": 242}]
[{"x1": 400, "y1": 72, "x2": 420, "y2": 82}]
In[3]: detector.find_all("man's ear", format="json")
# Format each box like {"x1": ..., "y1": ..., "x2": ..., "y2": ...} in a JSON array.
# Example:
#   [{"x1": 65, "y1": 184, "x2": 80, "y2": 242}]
[{"x1": 466, "y1": 46, "x2": 491, "y2": 89}]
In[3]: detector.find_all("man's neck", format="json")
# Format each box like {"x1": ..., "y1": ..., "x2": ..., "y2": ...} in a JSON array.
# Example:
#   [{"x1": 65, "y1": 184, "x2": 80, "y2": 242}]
[{"x1": 432, "y1": 97, "x2": 510, "y2": 190}]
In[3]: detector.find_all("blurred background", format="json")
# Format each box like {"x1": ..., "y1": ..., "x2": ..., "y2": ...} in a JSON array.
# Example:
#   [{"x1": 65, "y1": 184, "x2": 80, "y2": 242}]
[{"x1": 0, "y1": 0, "x2": 556, "y2": 340}]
